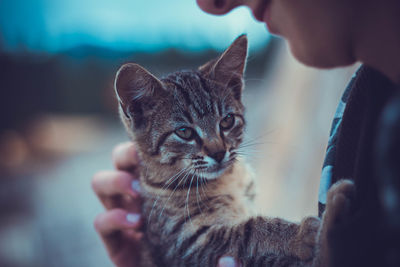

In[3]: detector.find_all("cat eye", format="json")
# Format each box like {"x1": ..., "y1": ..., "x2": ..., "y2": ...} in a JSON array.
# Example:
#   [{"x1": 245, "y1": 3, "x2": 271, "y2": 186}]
[
  {"x1": 220, "y1": 114, "x2": 235, "y2": 130},
  {"x1": 175, "y1": 127, "x2": 195, "y2": 140}
]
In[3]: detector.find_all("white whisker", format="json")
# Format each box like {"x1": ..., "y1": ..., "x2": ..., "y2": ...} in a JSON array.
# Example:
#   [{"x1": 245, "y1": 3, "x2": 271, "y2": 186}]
[
  {"x1": 148, "y1": 166, "x2": 189, "y2": 222},
  {"x1": 185, "y1": 172, "x2": 196, "y2": 227},
  {"x1": 199, "y1": 170, "x2": 209, "y2": 203},
  {"x1": 195, "y1": 170, "x2": 203, "y2": 216},
  {"x1": 159, "y1": 167, "x2": 192, "y2": 220}
]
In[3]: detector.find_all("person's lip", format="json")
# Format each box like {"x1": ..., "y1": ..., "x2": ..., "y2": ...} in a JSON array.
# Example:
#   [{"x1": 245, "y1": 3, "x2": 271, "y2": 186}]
[{"x1": 251, "y1": 0, "x2": 271, "y2": 23}]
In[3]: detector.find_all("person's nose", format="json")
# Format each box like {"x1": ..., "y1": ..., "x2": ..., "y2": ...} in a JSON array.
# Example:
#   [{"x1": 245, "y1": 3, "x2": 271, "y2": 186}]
[{"x1": 196, "y1": 0, "x2": 246, "y2": 15}]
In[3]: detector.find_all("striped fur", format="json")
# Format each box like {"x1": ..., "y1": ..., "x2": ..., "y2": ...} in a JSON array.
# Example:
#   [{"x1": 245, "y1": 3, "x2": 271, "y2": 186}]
[{"x1": 114, "y1": 36, "x2": 321, "y2": 266}]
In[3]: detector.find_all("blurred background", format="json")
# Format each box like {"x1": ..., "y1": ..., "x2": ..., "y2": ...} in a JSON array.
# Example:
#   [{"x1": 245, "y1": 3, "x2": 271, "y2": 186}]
[{"x1": 0, "y1": 0, "x2": 358, "y2": 266}]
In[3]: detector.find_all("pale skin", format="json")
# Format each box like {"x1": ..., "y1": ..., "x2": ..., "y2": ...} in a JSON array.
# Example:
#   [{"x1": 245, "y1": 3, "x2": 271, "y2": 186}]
[
  {"x1": 93, "y1": 0, "x2": 400, "y2": 266},
  {"x1": 92, "y1": 142, "x2": 143, "y2": 267}
]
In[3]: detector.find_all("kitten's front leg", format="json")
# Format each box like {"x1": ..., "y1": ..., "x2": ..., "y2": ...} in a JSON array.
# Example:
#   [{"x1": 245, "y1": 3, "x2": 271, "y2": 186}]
[
  {"x1": 230, "y1": 216, "x2": 320, "y2": 264},
  {"x1": 290, "y1": 217, "x2": 321, "y2": 262},
  {"x1": 182, "y1": 215, "x2": 320, "y2": 267}
]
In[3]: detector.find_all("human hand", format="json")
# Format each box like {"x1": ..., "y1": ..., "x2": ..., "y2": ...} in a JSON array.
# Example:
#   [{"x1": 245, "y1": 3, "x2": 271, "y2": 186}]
[
  {"x1": 92, "y1": 142, "x2": 143, "y2": 267},
  {"x1": 313, "y1": 179, "x2": 356, "y2": 267}
]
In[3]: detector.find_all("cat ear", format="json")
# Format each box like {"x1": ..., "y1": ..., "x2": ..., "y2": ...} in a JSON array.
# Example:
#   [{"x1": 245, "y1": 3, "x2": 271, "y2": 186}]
[
  {"x1": 114, "y1": 63, "x2": 163, "y2": 118},
  {"x1": 199, "y1": 35, "x2": 248, "y2": 100}
]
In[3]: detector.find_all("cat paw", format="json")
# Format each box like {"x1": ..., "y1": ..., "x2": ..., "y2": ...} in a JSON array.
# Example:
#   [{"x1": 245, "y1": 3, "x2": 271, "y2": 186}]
[
  {"x1": 325, "y1": 179, "x2": 356, "y2": 226},
  {"x1": 292, "y1": 216, "x2": 321, "y2": 261}
]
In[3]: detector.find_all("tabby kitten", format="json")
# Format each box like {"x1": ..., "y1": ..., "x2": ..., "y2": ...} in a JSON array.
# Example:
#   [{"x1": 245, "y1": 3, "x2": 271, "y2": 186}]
[{"x1": 114, "y1": 35, "x2": 320, "y2": 267}]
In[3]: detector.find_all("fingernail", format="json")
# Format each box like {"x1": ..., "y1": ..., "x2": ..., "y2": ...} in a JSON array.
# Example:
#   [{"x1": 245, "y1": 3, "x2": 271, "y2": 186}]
[
  {"x1": 218, "y1": 256, "x2": 237, "y2": 267},
  {"x1": 126, "y1": 213, "x2": 140, "y2": 224},
  {"x1": 131, "y1": 180, "x2": 141, "y2": 193}
]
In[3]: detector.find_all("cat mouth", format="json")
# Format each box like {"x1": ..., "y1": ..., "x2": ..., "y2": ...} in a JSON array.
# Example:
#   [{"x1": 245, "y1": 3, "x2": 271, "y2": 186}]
[{"x1": 194, "y1": 160, "x2": 234, "y2": 180}]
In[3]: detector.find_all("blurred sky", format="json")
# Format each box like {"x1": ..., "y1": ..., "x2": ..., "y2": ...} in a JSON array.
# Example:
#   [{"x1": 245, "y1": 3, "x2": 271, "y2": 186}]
[{"x1": 0, "y1": 0, "x2": 271, "y2": 53}]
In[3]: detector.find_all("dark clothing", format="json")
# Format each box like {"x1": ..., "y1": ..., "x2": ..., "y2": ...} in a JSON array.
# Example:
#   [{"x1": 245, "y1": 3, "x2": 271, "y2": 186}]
[
  {"x1": 318, "y1": 70, "x2": 353, "y2": 216},
  {"x1": 318, "y1": 65, "x2": 400, "y2": 266}
]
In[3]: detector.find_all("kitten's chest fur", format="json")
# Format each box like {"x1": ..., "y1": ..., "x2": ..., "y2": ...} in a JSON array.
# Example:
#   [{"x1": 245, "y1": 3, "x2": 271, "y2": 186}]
[
  {"x1": 142, "y1": 158, "x2": 255, "y2": 230},
  {"x1": 139, "y1": 159, "x2": 256, "y2": 266}
]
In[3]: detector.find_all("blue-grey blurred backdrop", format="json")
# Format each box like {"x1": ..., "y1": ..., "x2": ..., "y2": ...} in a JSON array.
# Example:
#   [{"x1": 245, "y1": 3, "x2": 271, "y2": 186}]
[
  {"x1": 0, "y1": 1, "x2": 357, "y2": 267},
  {"x1": 0, "y1": 0, "x2": 270, "y2": 53}
]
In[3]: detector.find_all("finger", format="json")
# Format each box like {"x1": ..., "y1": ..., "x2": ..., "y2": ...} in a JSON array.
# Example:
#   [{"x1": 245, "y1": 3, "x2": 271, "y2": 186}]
[
  {"x1": 327, "y1": 179, "x2": 355, "y2": 205},
  {"x1": 101, "y1": 194, "x2": 142, "y2": 212},
  {"x1": 331, "y1": 194, "x2": 352, "y2": 224},
  {"x1": 92, "y1": 170, "x2": 140, "y2": 198},
  {"x1": 92, "y1": 171, "x2": 142, "y2": 211},
  {"x1": 94, "y1": 209, "x2": 143, "y2": 255},
  {"x1": 112, "y1": 142, "x2": 140, "y2": 171},
  {"x1": 218, "y1": 256, "x2": 242, "y2": 267},
  {"x1": 94, "y1": 209, "x2": 142, "y2": 236},
  {"x1": 125, "y1": 229, "x2": 144, "y2": 240}
]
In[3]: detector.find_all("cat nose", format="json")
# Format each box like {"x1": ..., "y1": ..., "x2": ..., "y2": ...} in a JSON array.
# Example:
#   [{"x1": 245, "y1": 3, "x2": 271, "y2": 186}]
[{"x1": 210, "y1": 151, "x2": 226, "y2": 163}]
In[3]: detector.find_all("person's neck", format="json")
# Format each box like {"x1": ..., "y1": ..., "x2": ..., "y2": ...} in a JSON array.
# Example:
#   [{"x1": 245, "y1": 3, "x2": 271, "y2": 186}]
[{"x1": 354, "y1": 1, "x2": 400, "y2": 85}]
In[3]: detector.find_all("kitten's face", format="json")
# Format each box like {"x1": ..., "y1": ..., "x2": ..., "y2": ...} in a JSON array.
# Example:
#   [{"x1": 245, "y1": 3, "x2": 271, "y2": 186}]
[
  {"x1": 115, "y1": 35, "x2": 247, "y2": 181},
  {"x1": 153, "y1": 72, "x2": 244, "y2": 179}
]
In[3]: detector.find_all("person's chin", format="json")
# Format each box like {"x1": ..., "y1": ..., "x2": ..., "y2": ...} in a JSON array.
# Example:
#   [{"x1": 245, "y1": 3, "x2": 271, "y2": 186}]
[
  {"x1": 288, "y1": 40, "x2": 356, "y2": 69},
  {"x1": 265, "y1": 22, "x2": 281, "y2": 36},
  {"x1": 262, "y1": 9, "x2": 281, "y2": 36}
]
